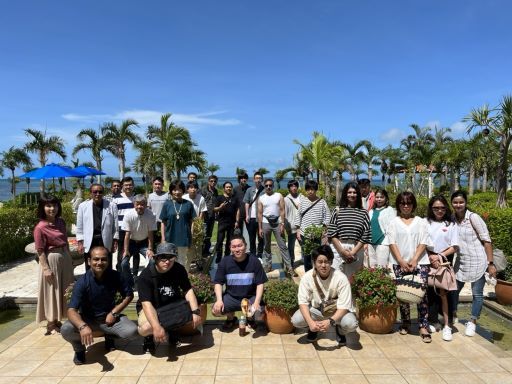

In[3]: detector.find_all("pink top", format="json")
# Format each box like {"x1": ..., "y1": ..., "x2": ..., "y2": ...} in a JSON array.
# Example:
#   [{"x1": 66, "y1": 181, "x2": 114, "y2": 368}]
[{"x1": 33, "y1": 218, "x2": 68, "y2": 253}]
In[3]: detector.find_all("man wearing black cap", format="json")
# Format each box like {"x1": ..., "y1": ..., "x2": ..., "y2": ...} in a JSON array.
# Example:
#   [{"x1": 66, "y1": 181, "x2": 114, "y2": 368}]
[{"x1": 136, "y1": 242, "x2": 202, "y2": 353}]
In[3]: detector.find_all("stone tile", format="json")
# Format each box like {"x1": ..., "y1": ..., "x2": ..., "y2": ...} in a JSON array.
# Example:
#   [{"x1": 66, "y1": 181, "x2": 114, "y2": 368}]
[
  {"x1": 67, "y1": 362, "x2": 109, "y2": 377},
  {"x1": 438, "y1": 373, "x2": 484, "y2": 384},
  {"x1": 137, "y1": 377, "x2": 177, "y2": 384},
  {"x1": 59, "y1": 378, "x2": 102, "y2": 384},
  {"x1": 389, "y1": 358, "x2": 432, "y2": 375},
  {"x1": 0, "y1": 360, "x2": 42, "y2": 377},
  {"x1": 252, "y1": 358, "x2": 289, "y2": 375},
  {"x1": 283, "y1": 344, "x2": 318, "y2": 359},
  {"x1": 380, "y1": 344, "x2": 419, "y2": 359},
  {"x1": 175, "y1": 376, "x2": 214, "y2": 384},
  {"x1": 31, "y1": 335, "x2": 66, "y2": 348},
  {"x1": 0, "y1": 378, "x2": 23, "y2": 384},
  {"x1": 287, "y1": 359, "x2": 326, "y2": 375},
  {"x1": 142, "y1": 360, "x2": 183, "y2": 376},
  {"x1": 253, "y1": 375, "x2": 291, "y2": 384},
  {"x1": 179, "y1": 344, "x2": 220, "y2": 359},
  {"x1": 316, "y1": 345, "x2": 352, "y2": 359},
  {"x1": 216, "y1": 358, "x2": 252, "y2": 376},
  {"x1": 220, "y1": 332, "x2": 252, "y2": 346},
  {"x1": 460, "y1": 357, "x2": 506, "y2": 373},
  {"x1": 401, "y1": 374, "x2": 447, "y2": 384},
  {"x1": 214, "y1": 375, "x2": 252, "y2": 384},
  {"x1": 499, "y1": 358, "x2": 512, "y2": 373},
  {"x1": 280, "y1": 333, "x2": 303, "y2": 344},
  {"x1": 328, "y1": 375, "x2": 369, "y2": 384},
  {"x1": 112, "y1": 345, "x2": 152, "y2": 360},
  {"x1": 0, "y1": 344, "x2": 9, "y2": 354},
  {"x1": 475, "y1": 372, "x2": 512, "y2": 384},
  {"x1": 103, "y1": 359, "x2": 148, "y2": 377},
  {"x1": 424, "y1": 357, "x2": 472, "y2": 374},
  {"x1": 443, "y1": 342, "x2": 486, "y2": 358},
  {"x1": 349, "y1": 344, "x2": 385, "y2": 359},
  {"x1": 365, "y1": 375, "x2": 407, "y2": 384},
  {"x1": 290, "y1": 374, "x2": 329, "y2": 384},
  {"x1": 179, "y1": 358, "x2": 217, "y2": 375},
  {"x1": 251, "y1": 332, "x2": 282, "y2": 344},
  {"x1": 355, "y1": 358, "x2": 398, "y2": 375},
  {"x1": 0, "y1": 346, "x2": 27, "y2": 360},
  {"x1": 20, "y1": 378, "x2": 62, "y2": 384},
  {"x1": 97, "y1": 378, "x2": 140, "y2": 384},
  {"x1": 218, "y1": 345, "x2": 252, "y2": 359},
  {"x1": 321, "y1": 358, "x2": 361, "y2": 375},
  {"x1": 14, "y1": 347, "x2": 58, "y2": 361},
  {"x1": 0, "y1": 361, "x2": 6, "y2": 369},
  {"x1": 370, "y1": 333, "x2": 407, "y2": 346},
  {"x1": 13, "y1": 333, "x2": 46, "y2": 347},
  {"x1": 252, "y1": 344, "x2": 284, "y2": 358},
  {"x1": 30, "y1": 358, "x2": 75, "y2": 377}
]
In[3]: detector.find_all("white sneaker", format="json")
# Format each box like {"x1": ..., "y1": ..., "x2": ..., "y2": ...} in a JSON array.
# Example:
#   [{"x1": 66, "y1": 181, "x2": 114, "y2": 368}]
[
  {"x1": 465, "y1": 321, "x2": 476, "y2": 337},
  {"x1": 428, "y1": 324, "x2": 437, "y2": 333},
  {"x1": 442, "y1": 326, "x2": 452, "y2": 341}
]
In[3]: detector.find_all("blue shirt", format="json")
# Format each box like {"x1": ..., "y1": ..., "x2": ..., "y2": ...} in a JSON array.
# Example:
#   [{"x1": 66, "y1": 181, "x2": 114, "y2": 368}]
[
  {"x1": 69, "y1": 269, "x2": 132, "y2": 319},
  {"x1": 159, "y1": 199, "x2": 196, "y2": 247}
]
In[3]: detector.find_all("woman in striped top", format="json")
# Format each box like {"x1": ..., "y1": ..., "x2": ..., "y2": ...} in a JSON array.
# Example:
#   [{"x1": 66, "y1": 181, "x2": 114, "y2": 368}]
[
  {"x1": 293, "y1": 180, "x2": 330, "y2": 271},
  {"x1": 327, "y1": 181, "x2": 371, "y2": 280}
]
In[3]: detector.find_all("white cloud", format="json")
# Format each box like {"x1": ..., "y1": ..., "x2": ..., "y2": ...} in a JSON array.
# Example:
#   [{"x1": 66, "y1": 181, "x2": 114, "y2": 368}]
[
  {"x1": 425, "y1": 120, "x2": 441, "y2": 129},
  {"x1": 379, "y1": 128, "x2": 404, "y2": 143},
  {"x1": 450, "y1": 121, "x2": 467, "y2": 133},
  {"x1": 62, "y1": 109, "x2": 241, "y2": 127}
]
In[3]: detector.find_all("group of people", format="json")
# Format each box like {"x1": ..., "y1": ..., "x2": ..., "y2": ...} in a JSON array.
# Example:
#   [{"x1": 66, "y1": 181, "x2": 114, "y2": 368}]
[{"x1": 32, "y1": 174, "x2": 497, "y2": 365}]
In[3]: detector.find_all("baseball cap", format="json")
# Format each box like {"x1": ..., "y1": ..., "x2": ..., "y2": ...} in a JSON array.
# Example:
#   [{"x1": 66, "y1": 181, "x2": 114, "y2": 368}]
[{"x1": 155, "y1": 242, "x2": 178, "y2": 258}]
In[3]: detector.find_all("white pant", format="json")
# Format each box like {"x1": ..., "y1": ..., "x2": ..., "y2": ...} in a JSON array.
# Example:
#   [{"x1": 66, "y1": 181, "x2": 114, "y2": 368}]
[
  {"x1": 330, "y1": 241, "x2": 364, "y2": 281},
  {"x1": 367, "y1": 243, "x2": 391, "y2": 268},
  {"x1": 291, "y1": 306, "x2": 358, "y2": 335}
]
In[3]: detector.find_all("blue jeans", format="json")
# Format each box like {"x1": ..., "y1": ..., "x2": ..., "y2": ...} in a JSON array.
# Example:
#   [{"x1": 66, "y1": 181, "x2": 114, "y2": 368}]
[
  {"x1": 455, "y1": 274, "x2": 486, "y2": 320},
  {"x1": 119, "y1": 238, "x2": 151, "y2": 287}
]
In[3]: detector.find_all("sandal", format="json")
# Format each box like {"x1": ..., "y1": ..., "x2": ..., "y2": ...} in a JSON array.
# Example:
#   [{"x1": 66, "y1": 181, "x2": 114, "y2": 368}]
[
  {"x1": 420, "y1": 333, "x2": 432, "y2": 343},
  {"x1": 398, "y1": 325, "x2": 409, "y2": 335},
  {"x1": 45, "y1": 321, "x2": 60, "y2": 335},
  {"x1": 222, "y1": 316, "x2": 238, "y2": 331}
]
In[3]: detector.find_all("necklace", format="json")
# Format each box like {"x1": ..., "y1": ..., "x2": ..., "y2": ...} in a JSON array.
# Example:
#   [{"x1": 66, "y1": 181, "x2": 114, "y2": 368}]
[{"x1": 172, "y1": 199, "x2": 183, "y2": 220}]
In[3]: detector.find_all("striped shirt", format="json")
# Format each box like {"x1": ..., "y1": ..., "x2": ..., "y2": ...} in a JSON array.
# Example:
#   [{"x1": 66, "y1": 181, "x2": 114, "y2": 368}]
[
  {"x1": 293, "y1": 195, "x2": 330, "y2": 235},
  {"x1": 454, "y1": 210, "x2": 491, "y2": 283},
  {"x1": 327, "y1": 207, "x2": 371, "y2": 244},
  {"x1": 112, "y1": 194, "x2": 135, "y2": 230}
]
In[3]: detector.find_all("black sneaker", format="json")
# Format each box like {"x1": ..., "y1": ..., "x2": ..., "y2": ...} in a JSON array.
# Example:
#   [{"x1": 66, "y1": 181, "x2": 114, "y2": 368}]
[
  {"x1": 142, "y1": 336, "x2": 155, "y2": 354},
  {"x1": 73, "y1": 350, "x2": 86, "y2": 365},
  {"x1": 104, "y1": 335, "x2": 115, "y2": 351},
  {"x1": 335, "y1": 326, "x2": 346, "y2": 346},
  {"x1": 306, "y1": 330, "x2": 318, "y2": 342},
  {"x1": 168, "y1": 332, "x2": 181, "y2": 347}
]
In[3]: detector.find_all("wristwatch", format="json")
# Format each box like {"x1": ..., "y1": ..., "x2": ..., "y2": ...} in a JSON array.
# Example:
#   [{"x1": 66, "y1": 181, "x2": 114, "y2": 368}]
[
  {"x1": 111, "y1": 311, "x2": 120, "y2": 319},
  {"x1": 488, "y1": 261, "x2": 495, "y2": 266},
  {"x1": 191, "y1": 308, "x2": 201, "y2": 315},
  {"x1": 329, "y1": 318, "x2": 336, "y2": 327}
]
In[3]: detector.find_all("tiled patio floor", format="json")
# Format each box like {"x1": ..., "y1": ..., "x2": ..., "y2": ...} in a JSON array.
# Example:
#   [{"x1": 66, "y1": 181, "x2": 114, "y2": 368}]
[{"x1": 1, "y1": 319, "x2": 511, "y2": 384}]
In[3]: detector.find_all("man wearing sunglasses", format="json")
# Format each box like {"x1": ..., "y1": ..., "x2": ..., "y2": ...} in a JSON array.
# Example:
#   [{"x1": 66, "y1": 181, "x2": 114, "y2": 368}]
[{"x1": 76, "y1": 184, "x2": 119, "y2": 270}]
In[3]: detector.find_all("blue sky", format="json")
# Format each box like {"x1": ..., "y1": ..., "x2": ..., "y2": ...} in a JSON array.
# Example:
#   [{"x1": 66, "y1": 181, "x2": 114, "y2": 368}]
[{"x1": 1, "y1": 1, "x2": 511, "y2": 178}]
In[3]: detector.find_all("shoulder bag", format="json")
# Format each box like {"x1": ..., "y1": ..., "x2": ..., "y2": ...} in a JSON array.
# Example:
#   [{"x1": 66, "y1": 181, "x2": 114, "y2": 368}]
[
  {"x1": 469, "y1": 214, "x2": 508, "y2": 272},
  {"x1": 427, "y1": 254, "x2": 457, "y2": 293},
  {"x1": 313, "y1": 270, "x2": 338, "y2": 317}
]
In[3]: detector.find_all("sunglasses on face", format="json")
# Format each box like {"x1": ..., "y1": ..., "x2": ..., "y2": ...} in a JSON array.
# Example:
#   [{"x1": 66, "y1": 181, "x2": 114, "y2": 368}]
[
  {"x1": 157, "y1": 255, "x2": 176, "y2": 262},
  {"x1": 264, "y1": 184, "x2": 273, "y2": 188},
  {"x1": 91, "y1": 190, "x2": 104, "y2": 195}
]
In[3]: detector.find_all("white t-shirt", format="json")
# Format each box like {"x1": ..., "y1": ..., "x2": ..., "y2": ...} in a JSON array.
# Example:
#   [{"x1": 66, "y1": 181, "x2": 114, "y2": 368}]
[
  {"x1": 427, "y1": 221, "x2": 458, "y2": 255},
  {"x1": 259, "y1": 192, "x2": 282, "y2": 223},
  {"x1": 385, "y1": 216, "x2": 431, "y2": 265},
  {"x1": 183, "y1": 193, "x2": 207, "y2": 217},
  {"x1": 121, "y1": 209, "x2": 157, "y2": 241},
  {"x1": 298, "y1": 268, "x2": 354, "y2": 312},
  {"x1": 147, "y1": 192, "x2": 168, "y2": 223},
  {"x1": 284, "y1": 194, "x2": 300, "y2": 233}
]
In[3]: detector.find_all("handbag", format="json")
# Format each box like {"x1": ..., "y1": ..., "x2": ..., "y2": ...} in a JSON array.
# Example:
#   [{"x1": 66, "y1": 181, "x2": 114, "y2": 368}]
[
  {"x1": 427, "y1": 255, "x2": 457, "y2": 293},
  {"x1": 469, "y1": 214, "x2": 508, "y2": 272},
  {"x1": 156, "y1": 299, "x2": 193, "y2": 330},
  {"x1": 396, "y1": 272, "x2": 426, "y2": 304},
  {"x1": 313, "y1": 270, "x2": 338, "y2": 317}
]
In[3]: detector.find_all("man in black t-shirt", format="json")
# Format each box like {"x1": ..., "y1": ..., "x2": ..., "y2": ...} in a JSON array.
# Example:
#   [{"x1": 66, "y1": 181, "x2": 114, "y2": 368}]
[
  {"x1": 212, "y1": 236, "x2": 267, "y2": 329},
  {"x1": 137, "y1": 242, "x2": 202, "y2": 353},
  {"x1": 213, "y1": 181, "x2": 239, "y2": 263}
]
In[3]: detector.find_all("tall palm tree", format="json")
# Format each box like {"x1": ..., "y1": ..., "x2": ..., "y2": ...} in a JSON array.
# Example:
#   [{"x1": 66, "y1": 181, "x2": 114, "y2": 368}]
[
  {"x1": 133, "y1": 141, "x2": 159, "y2": 194},
  {"x1": 72, "y1": 127, "x2": 107, "y2": 183},
  {"x1": 102, "y1": 119, "x2": 140, "y2": 180},
  {"x1": 235, "y1": 167, "x2": 248, "y2": 177},
  {"x1": 338, "y1": 140, "x2": 367, "y2": 181},
  {"x1": 24, "y1": 128, "x2": 67, "y2": 195},
  {"x1": 0, "y1": 146, "x2": 33, "y2": 201},
  {"x1": 430, "y1": 126, "x2": 453, "y2": 188},
  {"x1": 359, "y1": 140, "x2": 381, "y2": 180},
  {"x1": 205, "y1": 162, "x2": 220, "y2": 176},
  {"x1": 400, "y1": 124, "x2": 434, "y2": 193},
  {"x1": 274, "y1": 167, "x2": 295, "y2": 189},
  {"x1": 464, "y1": 95, "x2": 512, "y2": 207}
]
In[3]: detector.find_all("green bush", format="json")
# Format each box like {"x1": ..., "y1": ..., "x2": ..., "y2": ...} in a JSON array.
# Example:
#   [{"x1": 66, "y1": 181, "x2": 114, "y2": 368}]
[
  {"x1": 263, "y1": 279, "x2": 299, "y2": 314},
  {"x1": 0, "y1": 207, "x2": 37, "y2": 263}
]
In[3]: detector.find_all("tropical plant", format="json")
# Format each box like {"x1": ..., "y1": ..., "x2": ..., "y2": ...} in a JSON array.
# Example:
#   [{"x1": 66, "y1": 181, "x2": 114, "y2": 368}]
[
  {"x1": 464, "y1": 94, "x2": 512, "y2": 208},
  {"x1": 72, "y1": 127, "x2": 107, "y2": 183},
  {"x1": 205, "y1": 162, "x2": 220, "y2": 176},
  {"x1": 339, "y1": 140, "x2": 368, "y2": 181},
  {"x1": 102, "y1": 119, "x2": 140, "y2": 179},
  {"x1": 263, "y1": 279, "x2": 299, "y2": 314},
  {"x1": 352, "y1": 267, "x2": 397, "y2": 309},
  {"x1": 0, "y1": 146, "x2": 33, "y2": 201},
  {"x1": 302, "y1": 224, "x2": 324, "y2": 257},
  {"x1": 24, "y1": 128, "x2": 67, "y2": 195},
  {"x1": 188, "y1": 273, "x2": 215, "y2": 303}
]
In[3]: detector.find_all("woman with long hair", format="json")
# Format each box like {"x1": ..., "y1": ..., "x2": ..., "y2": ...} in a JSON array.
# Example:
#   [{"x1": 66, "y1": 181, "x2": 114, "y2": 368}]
[
  {"x1": 34, "y1": 195, "x2": 74, "y2": 335},
  {"x1": 386, "y1": 191, "x2": 432, "y2": 342},
  {"x1": 450, "y1": 190, "x2": 496, "y2": 337},
  {"x1": 327, "y1": 181, "x2": 371, "y2": 280},
  {"x1": 426, "y1": 195, "x2": 458, "y2": 341},
  {"x1": 367, "y1": 188, "x2": 395, "y2": 267}
]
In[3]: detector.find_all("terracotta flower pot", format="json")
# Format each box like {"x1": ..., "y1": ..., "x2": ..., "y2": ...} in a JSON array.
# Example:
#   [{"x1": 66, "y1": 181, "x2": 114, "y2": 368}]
[
  {"x1": 265, "y1": 307, "x2": 294, "y2": 334},
  {"x1": 358, "y1": 305, "x2": 397, "y2": 334},
  {"x1": 178, "y1": 303, "x2": 208, "y2": 335},
  {"x1": 495, "y1": 279, "x2": 512, "y2": 306}
]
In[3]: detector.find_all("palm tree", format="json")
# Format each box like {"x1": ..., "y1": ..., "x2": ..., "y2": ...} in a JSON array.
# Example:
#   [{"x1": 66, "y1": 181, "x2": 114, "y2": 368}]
[
  {"x1": 430, "y1": 126, "x2": 453, "y2": 188},
  {"x1": 133, "y1": 141, "x2": 159, "y2": 195},
  {"x1": 275, "y1": 167, "x2": 295, "y2": 189},
  {"x1": 255, "y1": 167, "x2": 270, "y2": 177},
  {"x1": 72, "y1": 127, "x2": 107, "y2": 183},
  {"x1": 359, "y1": 140, "x2": 381, "y2": 180},
  {"x1": 24, "y1": 128, "x2": 67, "y2": 195},
  {"x1": 400, "y1": 124, "x2": 434, "y2": 193},
  {"x1": 102, "y1": 119, "x2": 140, "y2": 180},
  {"x1": 464, "y1": 95, "x2": 512, "y2": 207},
  {"x1": 205, "y1": 162, "x2": 220, "y2": 176},
  {"x1": 338, "y1": 140, "x2": 367, "y2": 181},
  {"x1": 235, "y1": 167, "x2": 248, "y2": 177},
  {"x1": 0, "y1": 146, "x2": 33, "y2": 201}
]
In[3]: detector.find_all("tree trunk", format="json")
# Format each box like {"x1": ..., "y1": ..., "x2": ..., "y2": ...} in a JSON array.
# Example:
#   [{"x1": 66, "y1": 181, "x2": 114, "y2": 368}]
[
  {"x1": 10, "y1": 170, "x2": 16, "y2": 202},
  {"x1": 335, "y1": 172, "x2": 342, "y2": 206},
  {"x1": 495, "y1": 136, "x2": 510, "y2": 208},
  {"x1": 476, "y1": 176, "x2": 481, "y2": 191},
  {"x1": 482, "y1": 166, "x2": 488, "y2": 192},
  {"x1": 427, "y1": 172, "x2": 434, "y2": 198},
  {"x1": 120, "y1": 156, "x2": 125, "y2": 180},
  {"x1": 163, "y1": 163, "x2": 169, "y2": 186},
  {"x1": 468, "y1": 165, "x2": 475, "y2": 196},
  {"x1": 39, "y1": 179, "x2": 45, "y2": 198}
]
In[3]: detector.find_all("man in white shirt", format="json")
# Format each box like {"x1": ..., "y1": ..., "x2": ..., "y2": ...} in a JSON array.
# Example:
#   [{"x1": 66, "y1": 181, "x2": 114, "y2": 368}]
[
  {"x1": 258, "y1": 178, "x2": 295, "y2": 276},
  {"x1": 183, "y1": 181, "x2": 207, "y2": 219},
  {"x1": 284, "y1": 180, "x2": 301, "y2": 265},
  {"x1": 121, "y1": 194, "x2": 157, "y2": 285},
  {"x1": 147, "y1": 177, "x2": 168, "y2": 243}
]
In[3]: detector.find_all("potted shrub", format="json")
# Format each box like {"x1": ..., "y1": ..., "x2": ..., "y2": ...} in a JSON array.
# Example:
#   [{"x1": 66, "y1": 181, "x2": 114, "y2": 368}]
[
  {"x1": 302, "y1": 224, "x2": 324, "y2": 257},
  {"x1": 263, "y1": 279, "x2": 299, "y2": 334},
  {"x1": 179, "y1": 273, "x2": 215, "y2": 335},
  {"x1": 496, "y1": 262, "x2": 512, "y2": 306},
  {"x1": 352, "y1": 267, "x2": 398, "y2": 334}
]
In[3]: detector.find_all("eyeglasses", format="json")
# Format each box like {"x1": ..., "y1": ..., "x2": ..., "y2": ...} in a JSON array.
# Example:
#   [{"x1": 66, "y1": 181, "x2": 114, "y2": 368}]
[
  {"x1": 264, "y1": 184, "x2": 273, "y2": 188},
  {"x1": 399, "y1": 202, "x2": 412, "y2": 206},
  {"x1": 91, "y1": 190, "x2": 104, "y2": 195},
  {"x1": 157, "y1": 255, "x2": 176, "y2": 262},
  {"x1": 432, "y1": 207, "x2": 446, "y2": 211}
]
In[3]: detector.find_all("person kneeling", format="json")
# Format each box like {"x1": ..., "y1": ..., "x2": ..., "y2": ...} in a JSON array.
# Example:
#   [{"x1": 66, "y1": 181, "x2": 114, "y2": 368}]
[
  {"x1": 212, "y1": 236, "x2": 268, "y2": 330},
  {"x1": 136, "y1": 242, "x2": 202, "y2": 353},
  {"x1": 61, "y1": 246, "x2": 138, "y2": 365},
  {"x1": 291, "y1": 245, "x2": 358, "y2": 346}
]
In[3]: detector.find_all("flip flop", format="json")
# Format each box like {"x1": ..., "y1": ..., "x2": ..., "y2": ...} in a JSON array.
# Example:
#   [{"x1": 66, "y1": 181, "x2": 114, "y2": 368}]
[
  {"x1": 420, "y1": 333, "x2": 432, "y2": 343},
  {"x1": 398, "y1": 325, "x2": 409, "y2": 335}
]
